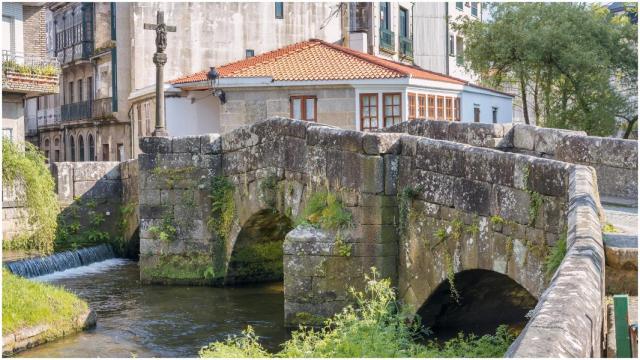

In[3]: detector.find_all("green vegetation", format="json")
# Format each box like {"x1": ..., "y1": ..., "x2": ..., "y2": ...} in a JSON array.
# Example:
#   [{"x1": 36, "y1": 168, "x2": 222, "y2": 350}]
[
  {"x1": 151, "y1": 166, "x2": 196, "y2": 189},
  {"x1": 297, "y1": 191, "x2": 352, "y2": 231},
  {"x1": 603, "y1": 222, "x2": 619, "y2": 233},
  {"x1": 259, "y1": 173, "x2": 279, "y2": 208},
  {"x1": 2, "y1": 140, "x2": 59, "y2": 253},
  {"x1": 454, "y1": 3, "x2": 638, "y2": 137},
  {"x1": 142, "y1": 253, "x2": 215, "y2": 281},
  {"x1": 397, "y1": 186, "x2": 422, "y2": 237},
  {"x1": 208, "y1": 176, "x2": 236, "y2": 241},
  {"x1": 148, "y1": 208, "x2": 178, "y2": 242},
  {"x1": 2, "y1": 59, "x2": 60, "y2": 77},
  {"x1": 2, "y1": 269, "x2": 89, "y2": 336},
  {"x1": 199, "y1": 269, "x2": 516, "y2": 358},
  {"x1": 115, "y1": 202, "x2": 136, "y2": 254},
  {"x1": 229, "y1": 241, "x2": 284, "y2": 280},
  {"x1": 544, "y1": 235, "x2": 567, "y2": 279},
  {"x1": 490, "y1": 215, "x2": 505, "y2": 226}
]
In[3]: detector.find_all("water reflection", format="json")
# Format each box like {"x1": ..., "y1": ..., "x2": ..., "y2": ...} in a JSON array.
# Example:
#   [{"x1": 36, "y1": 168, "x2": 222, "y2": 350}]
[{"x1": 16, "y1": 261, "x2": 288, "y2": 358}]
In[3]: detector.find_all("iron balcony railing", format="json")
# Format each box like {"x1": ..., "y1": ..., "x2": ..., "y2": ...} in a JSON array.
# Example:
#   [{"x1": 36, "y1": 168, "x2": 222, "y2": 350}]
[
  {"x1": 2, "y1": 50, "x2": 60, "y2": 74},
  {"x1": 399, "y1": 36, "x2": 413, "y2": 59},
  {"x1": 92, "y1": 97, "x2": 113, "y2": 119},
  {"x1": 61, "y1": 100, "x2": 92, "y2": 121},
  {"x1": 379, "y1": 28, "x2": 395, "y2": 52},
  {"x1": 55, "y1": 23, "x2": 94, "y2": 64}
]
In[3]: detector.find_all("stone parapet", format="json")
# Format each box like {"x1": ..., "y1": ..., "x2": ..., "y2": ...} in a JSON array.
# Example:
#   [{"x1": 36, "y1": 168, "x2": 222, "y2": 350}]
[{"x1": 506, "y1": 166, "x2": 605, "y2": 357}]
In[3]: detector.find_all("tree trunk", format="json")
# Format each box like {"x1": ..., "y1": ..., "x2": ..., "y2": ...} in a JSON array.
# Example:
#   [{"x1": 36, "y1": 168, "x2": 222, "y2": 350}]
[
  {"x1": 623, "y1": 116, "x2": 637, "y2": 139},
  {"x1": 519, "y1": 73, "x2": 530, "y2": 125}
]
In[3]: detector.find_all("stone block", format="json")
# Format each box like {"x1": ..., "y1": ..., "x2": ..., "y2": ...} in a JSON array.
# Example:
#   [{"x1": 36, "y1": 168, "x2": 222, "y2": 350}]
[
  {"x1": 593, "y1": 164, "x2": 637, "y2": 199},
  {"x1": 464, "y1": 147, "x2": 514, "y2": 186},
  {"x1": 399, "y1": 135, "x2": 420, "y2": 156},
  {"x1": 172, "y1": 136, "x2": 201, "y2": 153},
  {"x1": 453, "y1": 178, "x2": 492, "y2": 216},
  {"x1": 200, "y1": 134, "x2": 222, "y2": 154},
  {"x1": 140, "y1": 189, "x2": 161, "y2": 206},
  {"x1": 73, "y1": 162, "x2": 121, "y2": 181},
  {"x1": 138, "y1": 153, "x2": 157, "y2": 171},
  {"x1": 360, "y1": 155, "x2": 384, "y2": 194},
  {"x1": 384, "y1": 155, "x2": 399, "y2": 195},
  {"x1": 140, "y1": 136, "x2": 171, "y2": 154},
  {"x1": 73, "y1": 179, "x2": 123, "y2": 200},
  {"x1": 492, "y1": 185, "x2": 531, "y2": 225},
  {"x1": 512, "y1": 124, "x2": 537, "y2": 151},
  {"x1": 284, "y1": 137, "x2": 307, "y2": 172},
  {"x1": 533, "y1": 127, "x2": 576, "y2": 155},
  {"x1": 53, "y1": 162, "x2": 74, "y2": 202},
  {"x1": 250, "y1": 117, "x2": 308, "y2": 139},
  {"x1": 362, "y1": 133, "x2": 402, "y2": 155},
  {"x1": 221, "y1": 127, "x2": 260, "y2": 152},
  {"x1": 414, "y1": 170, "x2": 456, "y2": 207},
  {"x1": 527, "y1": 158, "x2": 570, "y2": 197},
  {"x1": 425, "y1": 120, "x2": 450, "y2": 140},
  {"x1": 139, "y1": 204, "x2": 168, "y2": 219},
  {"x1": 307, "y1": 126, "x2": 364, "y2": 153},
  {"x1": 415, "y1": 139, "x2": 466, "y2": 177}
]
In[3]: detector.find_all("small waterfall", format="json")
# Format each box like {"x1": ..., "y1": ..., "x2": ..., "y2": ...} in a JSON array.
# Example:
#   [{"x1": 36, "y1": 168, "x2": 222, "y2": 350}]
[{"x1": 4, "y1": 244, "x2": 116, "y2": 278}]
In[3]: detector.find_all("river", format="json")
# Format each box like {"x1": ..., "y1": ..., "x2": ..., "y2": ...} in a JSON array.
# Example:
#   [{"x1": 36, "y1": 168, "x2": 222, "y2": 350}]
[{"x1": 16, "y1": 260, "x2": 289, "y2": 358}]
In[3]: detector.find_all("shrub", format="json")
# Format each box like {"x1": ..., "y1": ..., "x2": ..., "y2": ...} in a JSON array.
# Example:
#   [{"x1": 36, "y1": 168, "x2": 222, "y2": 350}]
[
  {"x1": 199, "y1": 269, "x2": 517, "y2": 358},
  {"x1": 2, "y1": 140, "x2": 59, "y2": 253},
  {"x1": 544, "y1": 234, "x2": 567, "y2": 278}
]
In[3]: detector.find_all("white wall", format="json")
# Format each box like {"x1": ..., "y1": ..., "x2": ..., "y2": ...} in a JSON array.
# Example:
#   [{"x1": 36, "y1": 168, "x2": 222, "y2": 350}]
[
  {"x1": 460, "y1": 89, "x2": 512, "y2": 124},
  {"x1": 166, "y1": 92, "x2": 220, "y2": 136}
]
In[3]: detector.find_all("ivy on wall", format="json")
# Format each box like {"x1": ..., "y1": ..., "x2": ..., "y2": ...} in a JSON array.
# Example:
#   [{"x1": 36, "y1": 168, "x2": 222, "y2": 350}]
[{"x1": 2, "y1": 140, "x2": 59, "y2": 253}]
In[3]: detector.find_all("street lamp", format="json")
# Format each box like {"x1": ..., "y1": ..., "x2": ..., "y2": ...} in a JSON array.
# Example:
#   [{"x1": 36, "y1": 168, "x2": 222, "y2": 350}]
[{"x1": 207, "y1": 67, "x2": 226, "y2": 104}]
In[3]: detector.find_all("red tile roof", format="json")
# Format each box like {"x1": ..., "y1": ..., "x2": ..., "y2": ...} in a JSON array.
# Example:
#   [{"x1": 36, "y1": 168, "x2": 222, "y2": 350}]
[{"x1": 170, "y1": 39, "x2": 469, "y2": 85}]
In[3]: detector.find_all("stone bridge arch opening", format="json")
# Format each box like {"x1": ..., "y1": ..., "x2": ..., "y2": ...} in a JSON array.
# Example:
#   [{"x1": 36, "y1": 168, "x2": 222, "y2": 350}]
[
  {"x1": 225, "y1": 208, "x2": 293, "y2": 285},
  {"x1": 416, "y1": 269, "x2": 537, "y2": 341}
]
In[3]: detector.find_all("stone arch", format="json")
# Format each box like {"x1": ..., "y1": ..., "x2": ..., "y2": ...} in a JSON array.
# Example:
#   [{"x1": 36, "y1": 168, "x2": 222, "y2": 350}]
[
  {"x1": 221, "y1": 172, "x2": 306, "y2": 284},
  {"x1": 416, "y1": 269, "x2": 537, "y2": 340}
]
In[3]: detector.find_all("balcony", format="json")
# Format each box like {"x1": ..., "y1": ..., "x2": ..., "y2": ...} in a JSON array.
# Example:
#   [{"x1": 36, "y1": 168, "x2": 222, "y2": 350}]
[
  {"x1": 55, "y1": 23, "x2": 94, "y2": 64},
  {"x1": 379, "y1": 28, "x2": 395, "y2": 53},
  {"x1": 37, "y1": 108, "x2": 61, "y2": 127},
  {"x1": 399, "y1": 36, "x2": 413, "y2": 59},
  {"x1": 2, "y1": 51, "x2": 60, "y2": 96},
  {"x1": 92, "y1": 97, "x2": 114, "y2": 119},
  {"x1": 61, "y1": 101, "x2": 92, "y2": 121},
  {"x1": 61, "y1": 98, "x2": 114, "y2": 122}
]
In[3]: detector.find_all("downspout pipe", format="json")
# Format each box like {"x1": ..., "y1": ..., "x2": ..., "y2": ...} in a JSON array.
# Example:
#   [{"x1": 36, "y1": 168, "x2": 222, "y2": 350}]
[{"x1": 445, "y1": 3, "x2": 449, "y2": 75}]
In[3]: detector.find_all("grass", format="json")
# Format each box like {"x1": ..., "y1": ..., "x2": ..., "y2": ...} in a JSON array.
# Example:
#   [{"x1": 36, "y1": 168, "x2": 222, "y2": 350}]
[
  {"x1": 544, "y1": 234, "x2": 567, "y2": 279},
  {"x1": 2, "y1": 269, "x2": 89, "y2": 336},
  {"x1": 199, "y1": 269, "x2": 517, "y2": 358},
  {"x1": 142, "y1": 253, "x2": 215, "y2": 281},
  {"x1": 296, "y1": 191, "x2": 352, "y2": 231}
]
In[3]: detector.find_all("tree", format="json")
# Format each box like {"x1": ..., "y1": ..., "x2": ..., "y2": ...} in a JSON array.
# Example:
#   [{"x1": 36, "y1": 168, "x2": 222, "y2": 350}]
[{"x1": 454, "y1": 3, "x2": 638, "y2": 137}]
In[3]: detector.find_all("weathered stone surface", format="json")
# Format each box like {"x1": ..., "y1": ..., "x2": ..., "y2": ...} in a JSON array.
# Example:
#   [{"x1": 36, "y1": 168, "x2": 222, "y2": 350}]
[
  {"x1": 512, "y1": 124, "x2": 537, "y2": 151},
  {"x1": 362, "y1": 133, "x2": 402, "y2": 155},
  {"x1": 140, "y1": 136, "x2": 171, "y2": 154},
  {"x1": 415, "y1": 139, "x2": 466, "y2": 177},
  {"x1": 453, "y1": 178, "x2": 492, "y2": 216},
  {"x1": 307, "y1": 126, "x2": 364, "y2": 153},
  {"x1": 200, "y1": 133, "x2": 222, "y2": 154},
  {"x1": 172, "y1": 136, "x2": 201, "y2": 153},
  {"x1": 72, "y1": 162, "x2": 121, "y2": 181}
]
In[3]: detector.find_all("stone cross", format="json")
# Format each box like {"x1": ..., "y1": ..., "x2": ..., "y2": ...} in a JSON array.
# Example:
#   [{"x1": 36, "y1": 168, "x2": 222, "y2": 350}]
[{"x1": 144, "y1": 11, "x2": 176, "y2": 137}]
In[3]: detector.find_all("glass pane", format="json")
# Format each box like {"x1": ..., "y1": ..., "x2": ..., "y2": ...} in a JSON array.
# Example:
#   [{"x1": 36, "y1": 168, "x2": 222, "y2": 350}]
[
  {"x1": 363, "y1": 107, "x2": 369, "y2": 117},
  {"x1": 385, "y1": 96, "x2": 392, "y2": 105},
  {"x1": 371, "y1": 107, "x2": 377, "y2": 117},
  {"x1": 393, "y1": 95, "x2": 400, "y2": 105},
  {"x1": 292, "y1": 99, "x2": 301, "y2": 119},
  {"x1": 385, "y1": 107, "x2": 392, "y2": 116},
  {"x1": 363, "y1": 96, "x2": 369, "y2": 106},
  {"x1": 306, "y1": 98, "x2": 315, "y2": 120}
]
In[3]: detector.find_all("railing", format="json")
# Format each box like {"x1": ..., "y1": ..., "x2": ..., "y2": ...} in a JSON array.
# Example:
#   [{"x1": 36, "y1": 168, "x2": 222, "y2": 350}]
[
  {"x1": 54, "y1": 23, "x2": 94, "y2": 64},
  {"x1": 61, "y1": 101, "x2": 92, "y2": 121},
  {"x1": 379, "y1": 28, "x2": 395, "y2": 53},
  {"x1": 2, "y1": 50, "x2": 60, "y2": 75},
  {"x1": 399, "y1": 36, "x2": 413, "y2": 59},
  {"x1": 92, "y1": 97, "x2": 113, "y2": 119}
]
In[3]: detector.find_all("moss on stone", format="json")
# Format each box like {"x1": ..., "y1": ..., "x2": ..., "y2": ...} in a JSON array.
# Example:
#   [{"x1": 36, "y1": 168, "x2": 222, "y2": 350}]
[
  {"x1": 292, "y1": 312, "x2": 326, "y2": 327},
  {"x1": 296, "y1": 190, "x2": 352, "y2": 231},
  {"x1": 142, "y1": 253, "x2": 215, "y2": 281},
  {"x1": 208, "y1": 176, "x2": 236, "y2": 242},
  {"x1": 151, "y1": 166, "x2": 196, "y2": 190}
]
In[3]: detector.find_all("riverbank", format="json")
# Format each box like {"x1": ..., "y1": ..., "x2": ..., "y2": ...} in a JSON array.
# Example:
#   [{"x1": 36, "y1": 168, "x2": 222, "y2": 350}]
[{"x1": 2, "y1": 269, "x2": 96, "y2": 356}]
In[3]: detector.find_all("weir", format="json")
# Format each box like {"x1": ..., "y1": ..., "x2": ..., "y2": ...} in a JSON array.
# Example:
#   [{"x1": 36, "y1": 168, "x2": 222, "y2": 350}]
[{"x1": 4, "y1": 244, "x2": 116, "y2": 278}]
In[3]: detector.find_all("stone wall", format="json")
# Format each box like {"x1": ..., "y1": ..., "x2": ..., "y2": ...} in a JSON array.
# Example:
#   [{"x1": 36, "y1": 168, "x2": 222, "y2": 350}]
[
  {"x1": 1, "y1": 183, "x2": 30, "y2": 242},
  {"x1": 506, "y1": 166, "x2": 605, "y2": 357},
  {"x1": 384, "y1": 120, "x2": 638, "y2": 200},
  {"x1": 52, "y1": 160, "x2": 139, "y2": 257}
]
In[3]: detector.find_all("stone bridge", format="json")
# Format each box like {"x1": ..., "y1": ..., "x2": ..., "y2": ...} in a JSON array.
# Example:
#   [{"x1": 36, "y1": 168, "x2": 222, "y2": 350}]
[{"x1": 138, "y1": 117, "x2": 635, "y2": 357}]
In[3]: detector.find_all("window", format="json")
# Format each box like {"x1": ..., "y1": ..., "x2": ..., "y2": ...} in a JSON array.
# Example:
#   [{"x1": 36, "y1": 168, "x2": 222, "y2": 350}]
[
  {"x1": 383, "y1": 93, "x2": 401, "y2": 128},
  {"x1": 471, "y1": 2, "x2": 478, "y2": 17},
  {"x1": 455, "y1": 98, "x2": 461, "y2": 121},
  {"x1": 275, "y1": 2, "x2": 284, "y2": 19},
  {"x1": 87, "y1": 76, "x2": 93, "y2": 101},
  {"x1": 492, "y1": 107, "x2": 498, "y2": 123},
  {"x1": 456, "y1": 2, "x2": 464, "y2": 10},
  {"x1": 418, "y1": 94, "x2": 426, "y2": 119},
  {"x1": 3, "y1": 128, "x2": 13, "y2": 140},
  {"x1": 78, "y1": 79, "x2": 83, "y2": 102},
  {"x1": 102, "y1": 144, "x2": 110, "y2": 161},
  {"x1": 144, "y1": 101, "x2": 152, "y2": 135},
  {"x1": 449, "y1": 35, "x2": 455, "y2": 56},
  {"x1": 408, "y1": 93, "x2": 416, "y2": 119},
  {"x1": 290, "y1": 95, "x2": 317, "y2": 121},
  {"x1": 45, "y1": 150, "x2": 50, "y2": 160},
  {"x1": 455, "y1": 37, "x2": 464, "y2": 66},
  {"x1": 380, "y1": 2, "x2": 390, "y2": 30},
  {"x1": 68, "y1": 81, "x2": 74, "y2": 103},
  {"x1": 474, "y1": 104, "x2": 480, "y2": 123},
  {"x1": 427, "y1": 95, "x2": 435, "y2": 119},
  {"x1": 3, "y1": 16, "x2": 15, "y2": 54},
  {"x1": 360, "y1": 93, "x2": 379, "y2": 131},
  {"x1": 445, "y1": 97, "x2": 453, "y2": 120},
  {"x1": 436, "y1": 96, "x2": 444, "y2": 120},
  {"x1": 117, "y1": 143, "x2": 124, "y2": 161},
  {"x1": 137, "y1": 104, "x2": 143, "y2": 137},
  {"x1": 245, "y1": 49, "x2": 255, "y2": 58},
  {"x1": 78, "y1": 135, "x2": 84, "y2": 161},
  {"x1": 54, "y1": 137, "x2": 60, "y2": 147},
  {"x1": 88, "y1": 134, "x2": 95, "y2": 161},
  {"x1": 399, "y1": 7, "x2": 408, "y2": 38},
  {"x1": 45, "y1": 138, "x2": 50, "y2": 149},
  {"x1": 70, "y1": 135, "x2": 76, "y2": 161}
]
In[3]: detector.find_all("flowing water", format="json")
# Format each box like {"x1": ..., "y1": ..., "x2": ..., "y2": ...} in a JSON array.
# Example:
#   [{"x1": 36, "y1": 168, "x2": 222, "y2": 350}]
[
  {"x1": 5, "y1": 244, "x2": 116, "y2": 278},
  {"x1": 15, "y1": 260, "x2": 288, "y2": 358}
]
